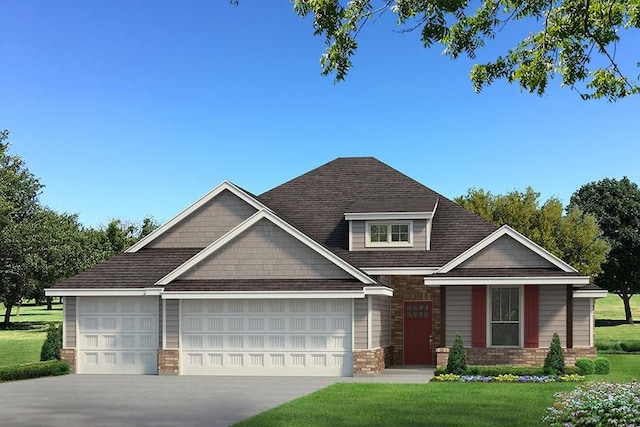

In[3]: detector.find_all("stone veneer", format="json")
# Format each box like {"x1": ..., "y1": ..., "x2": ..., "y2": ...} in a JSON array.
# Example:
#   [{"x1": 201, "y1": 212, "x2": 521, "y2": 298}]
[
  {"x1": 353, "y1": 346, "x2": 394, "y2": 374},
  {"x1": 436, "y1": 347, "x2": 598, "y2": 368},
  {"x1": 60, "y1": 348, "x2": 77, "y2": 372},
  {"x1": 158, "y1": 349, "x2": 180, "y2": 375},
  {"x1": 382, "y1": 276, "x2": 441, "y2": 365}
]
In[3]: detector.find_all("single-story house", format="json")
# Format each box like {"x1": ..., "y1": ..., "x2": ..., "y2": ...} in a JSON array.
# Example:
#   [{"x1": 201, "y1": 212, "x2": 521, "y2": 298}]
[{"x1": 47, "y1": 157, "x2": 606, "y2": 376}]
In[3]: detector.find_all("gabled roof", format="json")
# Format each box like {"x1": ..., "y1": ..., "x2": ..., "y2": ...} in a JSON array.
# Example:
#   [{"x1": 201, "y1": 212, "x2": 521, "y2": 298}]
[{"x1": 259, "y1": 157, "x2": 496, "y2": 267}]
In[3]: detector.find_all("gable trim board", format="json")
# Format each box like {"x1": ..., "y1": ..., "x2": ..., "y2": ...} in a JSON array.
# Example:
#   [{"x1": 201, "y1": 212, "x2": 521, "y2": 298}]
[
  {"x1": 437, "y1": 225, "x2": 578, "y2": 274},
  {"x1": 47, "y1": 288, "x2": 164, "y2": 297},
  {"x1": 127, "y1": 181, "x2": 266, "y2": 253},
  {"x1": 156, "y1": 209, "x2": 376, "y2": 286}
]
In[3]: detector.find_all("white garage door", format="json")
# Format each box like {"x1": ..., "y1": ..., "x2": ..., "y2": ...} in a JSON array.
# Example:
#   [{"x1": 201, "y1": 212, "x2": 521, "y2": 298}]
[
  {"x1": 77, "y1": 296, "x2": 158, "y2": 374},
  {"x1": 181, "y1": 299, "x2": 352, "y2": 376}
]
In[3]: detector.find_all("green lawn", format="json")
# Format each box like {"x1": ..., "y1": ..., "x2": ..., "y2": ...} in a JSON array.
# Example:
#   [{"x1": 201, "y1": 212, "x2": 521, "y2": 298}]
[
  {"x1": 594, "y1": 294, "x2": 640, "y2": 341},
  {"x1": 0, "y1": 302, "x2": 62, "y2": 367}
]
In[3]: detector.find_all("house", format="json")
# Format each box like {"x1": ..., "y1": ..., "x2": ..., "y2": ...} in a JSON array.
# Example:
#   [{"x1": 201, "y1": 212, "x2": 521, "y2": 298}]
[{"x1": 46, "y1": 157, "x2": 605, "y2": 376}]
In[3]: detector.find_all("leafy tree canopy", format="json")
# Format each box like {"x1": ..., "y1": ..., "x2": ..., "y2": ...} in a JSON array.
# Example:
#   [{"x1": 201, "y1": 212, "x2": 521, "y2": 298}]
[
  {"x1": 288, "y1": 0, "x2": 640, "y2": 101},
  {"x1": 456, "y1": 186, "x2": 608, "y2": 276},
  {"x1": 569, "y1": 177, "x2": 640, "y2": 323}
]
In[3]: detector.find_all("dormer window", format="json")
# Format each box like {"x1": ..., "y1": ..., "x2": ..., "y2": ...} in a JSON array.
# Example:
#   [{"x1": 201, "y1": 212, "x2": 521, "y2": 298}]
[{"x1": 366, "y1": 221, "x2": 412, "y2": 247}]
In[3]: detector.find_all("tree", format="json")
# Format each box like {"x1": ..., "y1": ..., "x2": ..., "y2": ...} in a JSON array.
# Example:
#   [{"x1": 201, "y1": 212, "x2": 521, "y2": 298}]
[
  {"x1": 446, "y1": 332, "x2": 467, "y2": 375},
  {"x1": 456, "y1": 187, "x2": 608, "y2": 277},
  {"x1": 289, "y1": 0, "x2": 640, "y2": 101},
  {"x1": 569, "y1": 177, "x2": 640, "y2": 323},
  {"x1": 544, "y1": 332, "x2": 566, "y2": 375}
]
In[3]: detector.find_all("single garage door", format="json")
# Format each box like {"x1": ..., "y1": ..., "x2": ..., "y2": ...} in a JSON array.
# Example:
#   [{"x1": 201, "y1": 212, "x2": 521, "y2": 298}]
[
  {"x1": 181, "y1": 299, "x2": 352, "y2": 376},
  {"x1": 77, "y1": 296, "x2": 158, "y2": 374}
]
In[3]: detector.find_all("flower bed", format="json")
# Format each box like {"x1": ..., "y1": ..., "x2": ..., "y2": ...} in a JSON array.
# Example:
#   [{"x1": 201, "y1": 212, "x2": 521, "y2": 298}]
[{"x1": 432, "y1": 373, "x2": 584, "y2": 383}]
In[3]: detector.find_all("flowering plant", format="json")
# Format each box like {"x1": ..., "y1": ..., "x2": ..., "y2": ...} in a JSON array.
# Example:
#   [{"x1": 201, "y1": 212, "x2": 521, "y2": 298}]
[
  {"x1": 432, "y1": 374, "x2": 584, "y2": 383},
  {"x1": 432, "y1": 373, "x2": 461, "y2": 382}
]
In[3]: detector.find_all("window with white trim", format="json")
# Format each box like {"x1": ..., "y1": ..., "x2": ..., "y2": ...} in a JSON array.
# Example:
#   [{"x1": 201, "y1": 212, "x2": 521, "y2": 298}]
[
  {"x1": 365, "y1": 221, "x2": 412, "y2": 247},
  {"x1": 490, "y1": 287, "x2": 520, "y2": 346}
]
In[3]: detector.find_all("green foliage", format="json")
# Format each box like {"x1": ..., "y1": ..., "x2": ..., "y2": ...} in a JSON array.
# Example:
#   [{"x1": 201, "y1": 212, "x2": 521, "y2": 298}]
[
  {"x1": 0, "y1": 360, "x2": 70, "y2": 382},
  {"x1": 40, "y1": 323, "x2": 62, "y2": 361},
  {"x1": 290, "y1": 0, "x2": 640, "y2": 101},
  {"x1": 594, "y1": 357, "x2": 611, "y2": 374},
  {"x1": 544, "y1": 333, "x2": 565, "y2": 375},
  {"x1": 455, "y1": 187, "x2": 608, "y2": 277},
  {"x1": 575, "y1": 358, "x2": 595, "y2": 375},
  {"x1": 570, "y1": 177, "x2": 640, "y2": 324},
  {"x1": 475, "y1": 366, "x2": 546, "y2": 376},
  {"x1": 543, "y1": 380, "x2": 640, "y2": 426},
  {"x1": 446, "y1": 333, "x2": 467, "y2": 375},
  {"x1": 596, "y1": 340, "x2": 640, "y2": 353}
]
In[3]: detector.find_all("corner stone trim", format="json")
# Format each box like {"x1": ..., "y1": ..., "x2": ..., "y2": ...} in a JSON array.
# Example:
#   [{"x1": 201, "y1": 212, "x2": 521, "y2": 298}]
[
  {"x1": 158, "y1": 349, "x2": 180, "y2": 375},
  {"x1": 353, "y1": 346, "x2": 394, "y2": 374},
  {"x1": 436, "y1": 347, "x2": 597, "y2": 368},
  {"x1": 60, "y1": 348, "x2": 77, "y2": 372}
]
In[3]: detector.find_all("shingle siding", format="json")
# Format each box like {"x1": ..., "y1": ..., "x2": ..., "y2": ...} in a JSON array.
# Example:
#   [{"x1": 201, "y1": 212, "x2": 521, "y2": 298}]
[
  {"x1": 350, "y1": 220, "x2": 427, "y2": 251},
  {"x1": 459, "y1": 235, "x2": 556, "y2": 269},
  {"x1": 64, "y1": 296, "x2": 76, "y2": 348},
  {"x1": 147, "y1": 189, "x2": 257, "y2": 249},
  {"x1": 539, "y1": 285, "x2": 567, "y2": 346},
  {"x1": 181, "y1": 218, "x2": 352, "y2": 280},
  {"x1": 573, "y1": 298, "x2": 591, "y2": 347},
  {"x1": 445, "y1": 286, "x2": 472, "y2": 347}
]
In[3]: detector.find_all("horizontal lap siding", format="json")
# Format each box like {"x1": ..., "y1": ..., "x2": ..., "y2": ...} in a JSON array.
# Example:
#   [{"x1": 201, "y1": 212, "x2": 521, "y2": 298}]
[
  {"x1": 166, "y1": 300, "x2": 180, "y2": 349},
  {"x1": 372, "y1": 296, "x2": 391, "y2": 348},
  {"x1": 147, "y1": 189, "x2": 257, "y2": 248},
  {"x1": 445, "y1": 286, "x2": 472, "y2": 347},
  {"x1": 573, "y1": 298, "x2": 591, "y2": 347},
  {"x1": 182, "y1": 219, "x2": 352, "y2": 280},
  {"x1": 354, "y1": 299, "x2": 368, "y2": 349},
  {"x1": 539, "y1": 285, "x2": 567, "y2": 346},
  {"x1": 64, "y1": 296, "x2": 76, "y2": 348},
  {"x1": 459, "y1": 235, "x2": 556, "y2": 269},
  {"x1": 350, "y1": 220, "x2": 427, "y2": 251}
]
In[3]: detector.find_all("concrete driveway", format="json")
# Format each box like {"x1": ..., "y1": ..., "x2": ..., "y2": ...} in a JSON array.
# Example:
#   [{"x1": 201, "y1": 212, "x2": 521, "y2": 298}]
[{"x1": 0, "y1": 375, "x2": 342, "y2": 427}]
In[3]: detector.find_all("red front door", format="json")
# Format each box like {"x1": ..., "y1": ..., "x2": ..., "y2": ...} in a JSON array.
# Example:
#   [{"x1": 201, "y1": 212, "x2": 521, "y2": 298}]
[{"x1": 404, "y1": 301, "x2": 433, "y2": 365}]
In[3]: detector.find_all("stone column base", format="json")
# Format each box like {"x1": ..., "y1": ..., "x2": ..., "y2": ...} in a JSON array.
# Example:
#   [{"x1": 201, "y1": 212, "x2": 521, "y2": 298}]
[
  {"x1": 353, "y1": 346, "x2": 394, "y2": 374},
  {"x1": 60, "y1": 348, "x2": 77, "y2": 372},
  {"x1": 158, "y1": 349, "x2": 180, "y2": 375},
  {"x1": 436, "y1": 347, "x2": 597, "y2": 368}
]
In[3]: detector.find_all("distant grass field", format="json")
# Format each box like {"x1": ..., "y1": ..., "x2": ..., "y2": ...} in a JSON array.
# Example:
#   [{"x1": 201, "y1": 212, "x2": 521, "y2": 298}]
[
  {"x1": 0, "y1": 303, "x2": 62, "y2": 367},
  {"x1": 594, "y1": 294, "x2": 640, "y2": 341}
]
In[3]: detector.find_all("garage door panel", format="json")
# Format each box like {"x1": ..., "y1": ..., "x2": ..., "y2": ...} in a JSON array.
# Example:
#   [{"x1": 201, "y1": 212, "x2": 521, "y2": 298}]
[
  {"x1": 78, "y1": 297, "x2": 158, "y2": 374},
  {"x1": 181, "y1": 299, "x2": 352, "y2": 376}
]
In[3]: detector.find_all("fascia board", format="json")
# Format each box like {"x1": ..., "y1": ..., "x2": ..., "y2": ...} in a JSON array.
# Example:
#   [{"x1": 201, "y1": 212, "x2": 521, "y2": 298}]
[
  {"x1": 161, "y1": 290, "x2": 367, "y2": 299},
  {"x1": 363, "y1": 286, "x2": 394, "y2": 296},
  {"x1": 438, "y1": 225, "x2": 578, "y2": 274},
  {"x1": 344, "y1": 212, "x2": 433, "y2": 221},
  {"x1": 156, "y1": 209, "x2": 376, "y2": 286},
  {"x1": 45, "y1": 288, "x2": 163, "y2": 297},
  {"x1": 126, "y1": 181, "x2": 266, "y2": 253},
  {"x1": 573, "y1": 289, "x2": 609, "y2": 298},
  {"x1": 362, "y1": 267, "x2": 440, "y2": 275},
  {"x1": 423, "y1": 276, "x2": 591, "y2": 286}
]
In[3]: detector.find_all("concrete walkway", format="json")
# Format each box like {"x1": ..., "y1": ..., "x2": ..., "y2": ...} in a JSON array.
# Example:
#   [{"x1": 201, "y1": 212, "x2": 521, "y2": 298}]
[{"x1": 0, "y1": 368, "x2": 433, "y2": 427}]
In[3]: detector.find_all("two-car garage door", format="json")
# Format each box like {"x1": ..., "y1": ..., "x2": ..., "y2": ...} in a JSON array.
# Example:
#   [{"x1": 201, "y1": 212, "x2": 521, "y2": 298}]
[{"x1": 181, "y1": 299, "x2": 353, "y2": 376}]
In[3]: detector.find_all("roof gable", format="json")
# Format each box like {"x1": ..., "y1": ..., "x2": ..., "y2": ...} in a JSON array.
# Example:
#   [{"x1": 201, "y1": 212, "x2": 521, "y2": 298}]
[{"x1": 157, "y1": 209, "x2": 375, "y2": 285}]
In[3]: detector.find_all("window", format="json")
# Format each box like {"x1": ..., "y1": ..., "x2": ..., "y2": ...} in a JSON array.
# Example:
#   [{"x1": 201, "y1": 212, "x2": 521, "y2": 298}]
[
  {"x1": 490, "y1": 287, "x2": 520, "y2": 346},
  {"x1": 365, "y1": 221, "x2": 412, "y2": 247}
]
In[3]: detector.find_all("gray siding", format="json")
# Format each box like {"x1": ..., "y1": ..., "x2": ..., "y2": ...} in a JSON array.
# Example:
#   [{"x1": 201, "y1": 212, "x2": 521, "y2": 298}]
[
  {"x1": 350, "y1": 220, "x2": 427, "y2": 251},
  {"x1": 573, "y1": 298, "x2": 592, "y2": 347},
  {"x1": 147, "y1": 189, "x2": 257, "y2": 249},
  {"x1": 539, "y1": 285, "x2": 567, "y2": 346},
  {"x1": 445, "y1": 286, "x2": 472, "y2": 347},
  {"x1": 182, "y1": 218, "x2": 352, "y2": 280},
  {"x1": 459, "y1": 235, "x2": 556, "y2": 269},
  {"x1": 354, "y1": 299, "x2": 368, "y2": 349},
  {"x1": 158, "y1": 298, "x2": 163, "y2": 347},
  {"x1": 371, "y1": 296, "x2": 391, "y2": 348},
  {"x1": 166, "y1": 299, "x2": 180, "y2": 349},
  {"x1": 64, "y1": 296, "x2": 76, "y2": 348}
]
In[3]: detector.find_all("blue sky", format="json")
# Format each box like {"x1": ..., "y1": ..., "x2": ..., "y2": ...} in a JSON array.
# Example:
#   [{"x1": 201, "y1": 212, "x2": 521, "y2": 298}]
[{"x1": 2, "y1": 1, "x2": 638, "y2": 227}]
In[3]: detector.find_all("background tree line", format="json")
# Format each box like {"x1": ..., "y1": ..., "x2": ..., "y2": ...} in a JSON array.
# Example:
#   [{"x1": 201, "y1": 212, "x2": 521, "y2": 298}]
[{"x1": 0, "y1": 130, "x2": 158, "y2": 325}]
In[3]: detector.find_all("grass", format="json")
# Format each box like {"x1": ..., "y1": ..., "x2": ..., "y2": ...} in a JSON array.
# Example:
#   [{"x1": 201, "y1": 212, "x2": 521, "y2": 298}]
[
  {"x1": 0, "y1": 302, "x2": 62, "y2": 367},
  {"x1": 595, "y1": 294, "x2": 640, "y2": 342}
]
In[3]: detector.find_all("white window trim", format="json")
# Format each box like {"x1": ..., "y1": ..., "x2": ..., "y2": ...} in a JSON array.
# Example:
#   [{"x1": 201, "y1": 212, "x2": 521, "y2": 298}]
[
  {"x1": 487, "y1": 285, "x2": 524, "y2": 348},
  {"x1": 365, "y1": 220, "x2": 413, "y2": 248}
]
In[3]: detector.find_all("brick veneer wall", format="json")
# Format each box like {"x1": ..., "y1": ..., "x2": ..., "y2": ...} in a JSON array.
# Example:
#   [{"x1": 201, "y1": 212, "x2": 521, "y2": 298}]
[
  {"x1": 158, "y1": 349, "x2": 180, "y2": 375},
  {"x1": 436, "y1": 347, "x2": 597, "y2": 368},
  {"x1": 353, "y1": 346, "x2": 394, "y2": 374},
  {"x1": 60, "y1": 348, "x2": 77, "y2": 372},
  {"x1": 386, "y1": 276, "x2": 441, "y2": 365}
]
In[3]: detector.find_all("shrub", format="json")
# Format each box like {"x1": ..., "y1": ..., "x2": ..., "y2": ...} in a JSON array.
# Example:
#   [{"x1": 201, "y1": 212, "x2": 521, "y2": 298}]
[
  {"x1": 477, "y1": 366, "x2": 546, "y2": 377},
  {"x1": 543, "y1": 380, "x2": 640, "y2": 426},
  {"x1": 434, "y1": 367, "x2": 447, "y2": 376},
  {"x1": 575, "y1": 358, "x2": 595, "y2": 375},
  {"x1": 563, "y1": 366, "x2": 581, "y2": 375},
  {"x1": 620, "y1": 341, "x2": 640, "y2": 353},
  {"x1": 0, "y1": 361, "x2": 70, "y2": 382},
  {"x1": 544, "y1": 333, "x2": 565, "y2": 375},
  {"x1": 594, "y1": 357, "x2": 611, "y2": 374},
  {"x1": 446, "y1": 333, "x2": 467, "y2": 375},
  {"x1": 40, "y1": 323, "x2": 62, "y2": 361}
]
